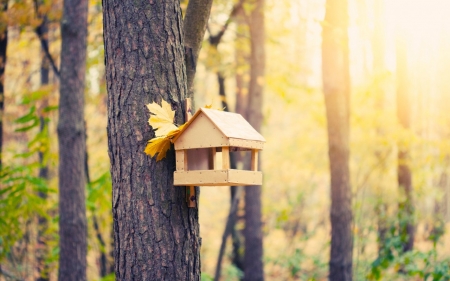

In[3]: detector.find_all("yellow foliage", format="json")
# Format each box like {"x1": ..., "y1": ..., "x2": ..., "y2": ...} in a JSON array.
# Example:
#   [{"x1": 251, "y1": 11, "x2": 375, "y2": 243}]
[
  {"x1": 146, "y1": 100, "x2": 178, "y2": 137},
  {"x1": 144, "y1": 100, "x2": 188, "y2": 161},
  {"x1": 144, "y1": 137, "x2": 171, "y2": 161}
]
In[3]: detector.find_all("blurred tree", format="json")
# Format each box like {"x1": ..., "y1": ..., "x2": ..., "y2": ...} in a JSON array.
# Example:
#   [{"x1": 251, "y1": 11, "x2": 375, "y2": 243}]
[
  {"x1": 209, "y1": 4, "x2": 247, "y2": 278},
  {"x1": 244, "y1": 0, "x2": 265, "y2": 280},
  {"x1": 371, "y1": 0, "x2": 389, "y2": 255},
  {"x1": 0, "y1": 0, "x2": 7, "y2": 168},
  {"x1": 35, "y1": 3, "x2": 50, "y2": 280},
  {"x1": 103, "y1": 0, "x2": 211, "y2": 279},
  {"x1": 396, "y1": 34, "x2": 414, "y2": 253},
  {"x1": 57, "y1": 0, "x2": 88, "y2": 279},
  {"x1": 322, "y1": 0, "x2": 353, "y2": 279}
]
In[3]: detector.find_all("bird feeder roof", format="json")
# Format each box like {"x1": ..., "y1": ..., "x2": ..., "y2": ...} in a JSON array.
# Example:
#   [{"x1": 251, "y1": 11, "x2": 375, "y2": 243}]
[{"x1": 173, "y1": 108, "x2": 265, "y2": 150}]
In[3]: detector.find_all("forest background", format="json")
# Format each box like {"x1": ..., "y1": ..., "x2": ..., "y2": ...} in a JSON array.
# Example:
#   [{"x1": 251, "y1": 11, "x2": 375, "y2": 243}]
[{"x1": 1, "y1": 0, "x2": 450, "y2": 280}]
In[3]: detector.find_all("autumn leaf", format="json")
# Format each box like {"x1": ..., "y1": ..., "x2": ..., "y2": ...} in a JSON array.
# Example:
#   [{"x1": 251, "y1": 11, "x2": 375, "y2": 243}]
[
  {"x1": 144, "y1": 137, "x2": 171, "y2": 161},
  {"x1": 144, "y1": 99, "x2": 207, "y2": 162},
  {"x1": 146, "y1": 100, "x2": 178, "y2": 137}
]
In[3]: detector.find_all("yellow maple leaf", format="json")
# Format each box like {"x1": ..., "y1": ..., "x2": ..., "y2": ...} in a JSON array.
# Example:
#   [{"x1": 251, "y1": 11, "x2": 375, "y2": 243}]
[
  {"x1": 146, "y1": 100, "x2": 178, "y2": 137},
  {"x1": 144, "y1": 99, "x2": 192, "y2": 162},
  {"x1": 144, "y1": 136, "x2": 171, "y2": 161}
]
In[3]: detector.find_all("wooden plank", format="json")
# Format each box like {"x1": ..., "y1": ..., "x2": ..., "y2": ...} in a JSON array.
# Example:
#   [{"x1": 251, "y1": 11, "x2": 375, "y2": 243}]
[
  {"x1": 251, "y1": 149, "x2": 258, "y2": 171},
  {"x1": 228, "y1": 170, "x2": 262, "y2": 186},
  {"x1": 174, "y1": 170, "x2": 262, "y2": 186},
  {"x1": 175, "y1": 112, "x2": 229, "y2": 150},
  {"x1": 209, "y1": 148, "x2": 216, "y2": 170},
  {"x1": 186, "y1": 186, "x2": 196, "y2": 207},
  {"x1": 222, "y1": 147, "x2": 230, "y2": 169},
  {"x1": 176, "y1": 150, "x2": 185, "y2": 171},
  {"x1": 229, "y1": 138, "x2": 264, "y2": 150},
  {"x1": 200, "y1": 108, "x2": 265, "y2": 141},
  {"x1": 184, "y1": 99, "x2": 195, "y2": 207},
  {"x1": 185, "y1": 98, "x2": 193, "y2": 121}
]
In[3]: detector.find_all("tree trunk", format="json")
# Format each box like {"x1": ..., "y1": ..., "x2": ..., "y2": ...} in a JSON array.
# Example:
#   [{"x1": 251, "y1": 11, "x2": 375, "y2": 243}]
[
  {"x1": 57, "y1": 0, "x2": 88, "y2": 279},
  {"x1": 36, "y1": 14, "x2": 50, "y2": 281},
  {"x1": 0, "y1": 0, "x2": 7, "y2": 169},
  {"x1": 322, "y1": 0, "x2": 353, "y2": 280},
  {"x1": 371, "y1": 0, "x2": 388, "y2": 255},
  {"x1": 396, "y1": 35, "x2": 414, "y2": 253},
  {"x1": 183, "y1": 0, "x2": 213, "y2": 100},
  {"x1": 244, "y1": 0, "x2": 265, "y2": 280},
  {"x1": 103, "y1": 1, "x2": 201, "y2": 280}
]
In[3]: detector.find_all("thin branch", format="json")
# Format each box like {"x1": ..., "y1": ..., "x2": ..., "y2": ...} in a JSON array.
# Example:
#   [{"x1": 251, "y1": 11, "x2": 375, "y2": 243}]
[
  {"x1": 33, "y1": 0, "x2": 60, "y2": 78},
  {"x1": 209, "y1": 0, "x2": 244, "y2": 47},
  {"x1": 35, "y1": 25, "x2": 60, "y2": 78}
]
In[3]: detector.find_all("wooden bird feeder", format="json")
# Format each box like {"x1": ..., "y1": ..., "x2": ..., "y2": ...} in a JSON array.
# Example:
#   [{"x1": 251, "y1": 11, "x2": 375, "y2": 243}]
[{"x1": 173, "y1": 107, "x2": 265, "y2": 206}]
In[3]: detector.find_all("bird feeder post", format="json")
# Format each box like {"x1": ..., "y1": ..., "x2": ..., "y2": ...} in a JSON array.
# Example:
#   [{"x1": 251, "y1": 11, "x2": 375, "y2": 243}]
[
  {"x1": 184, "y1": 98, "x2": 196, "y2": 208},
  {"x1": 251, "y1": 149, "x2": 258, "y2": 171}
]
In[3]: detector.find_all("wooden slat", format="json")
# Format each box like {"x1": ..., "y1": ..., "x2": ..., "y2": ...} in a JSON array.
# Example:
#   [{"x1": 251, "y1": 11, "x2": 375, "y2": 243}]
[
  {"x1": 174, "y1": 170, "x2": 262, "y2": 186},
  {"x1": 222, "y1": 147, "x2": 230, "y2": 169},
  {"x1": 176, "y1": 150, "x2": 185, "y2": 171},
  {"x1": 209, "y1": 148, "x2": 216, "y2": 170},
  {"x1": 251, "y1": 149, "x2": 258, "y2": 171}
]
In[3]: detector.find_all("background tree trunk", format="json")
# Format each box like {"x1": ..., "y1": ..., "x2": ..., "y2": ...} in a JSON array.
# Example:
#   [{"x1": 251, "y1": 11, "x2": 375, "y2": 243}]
[
  {"x1": 396, "y1": 34, "x2": 415, "y2": 253},
  {"x1": 183, "y1": 0, "x2": 213, "y2": 100},
  {"x1": 57, "y1": 0, "x2": 88, "y2": 279},
  {"x1": 371, "y1": 0, "x2": 388, "y2": 255},
  {"x1": 103, "y1": 1, "x2": 201, "y2": 279},
  {"x1": 244, "y1": 0, "x2": 265, "y2": 280},
  {"x1": 322, "y1": 0, "x2": 353, "y2": 279},
  {"x1": 36, "y1": 12, "x2": 50, "y2": 281},
  {"x1": 0, "y1": 0, "x2": 7, "y2": 169}
]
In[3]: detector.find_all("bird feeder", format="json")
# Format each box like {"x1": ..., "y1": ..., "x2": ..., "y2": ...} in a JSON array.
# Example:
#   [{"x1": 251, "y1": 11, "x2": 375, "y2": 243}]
[{"x1": 172, "y1": 107, "x2": 265, "y2": 206}]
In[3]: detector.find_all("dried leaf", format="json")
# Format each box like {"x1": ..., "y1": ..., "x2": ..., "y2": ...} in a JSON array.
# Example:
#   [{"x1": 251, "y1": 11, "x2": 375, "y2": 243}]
[
  {"x1": 144, "y1": 137, "x2": 171, "y2": 161},
  {"x1": 146, "y1": 100, "x2": 178, "y2": 137}
]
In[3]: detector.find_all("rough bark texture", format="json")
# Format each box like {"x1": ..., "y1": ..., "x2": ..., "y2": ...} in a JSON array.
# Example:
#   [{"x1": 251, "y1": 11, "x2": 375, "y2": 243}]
[
  {"x1": 0, "y1": 0, "x2": 7, "y2": 169},
  {"x1": 57, "y1": 0, "x2": 88, "y2": 279},
  {"x1": 102, "y1": 1, "x2": 201, "y2": 280},
  {"x1": 183, "y1": 0, "x2": 213, "y2": 99},
  {"x1": 322, "y1": 0, "x2": 353, "y2": 280},
  {"x1": 396, "y1": 35, "x2": 415, "y2": 253},
  {"x1": 244, "y1": 0, "x2": 265, "y2": 280}
]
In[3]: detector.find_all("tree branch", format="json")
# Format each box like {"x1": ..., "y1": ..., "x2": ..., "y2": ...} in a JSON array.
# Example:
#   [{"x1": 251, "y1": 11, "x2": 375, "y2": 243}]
[
  {"x1": 35, "y1": 25, "x2": 60, "y2": 78},
  {"x1": 33, "y1": 0, "x2": 60, "y2": 78},
  {"x1": 183, "y1": 0, "x2": 214, "y2": 99},
  {"x1": 209, "y1": 0, "x2": 244, "y2": 47}
]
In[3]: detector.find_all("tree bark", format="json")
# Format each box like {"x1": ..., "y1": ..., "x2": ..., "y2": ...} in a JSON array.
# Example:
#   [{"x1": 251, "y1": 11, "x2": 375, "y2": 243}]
[
  {"x1": 0, "y1": 0, "x2": 7, "y2": 169},
  {"x1": 103, "y1": 1, "x2": 201, "y2": 280},
  {"x1": 183, "y1": 0, "x2": 213, "y2": 100},
  {"x1": 244, "y1": 0, "x2": 265, "y2": 280},
  {"x1": 396, "y1": 34, "x2": 415, "y2": 253},
  {"x1": 322, "y1": 0, "x2": 353, "y2": 280},
  {"x1": 57, "y1": 0, "x2": 88, "y2": 279}
]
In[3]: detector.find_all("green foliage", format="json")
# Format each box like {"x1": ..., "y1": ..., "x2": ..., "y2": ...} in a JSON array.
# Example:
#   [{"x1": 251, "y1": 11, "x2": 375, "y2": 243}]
[
  {"x1": 368, "y1": 218, "x2": 450, "y2": 281},
  {"x1": 0, "y1": 108, "x2": 56, "y2": 260}
]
